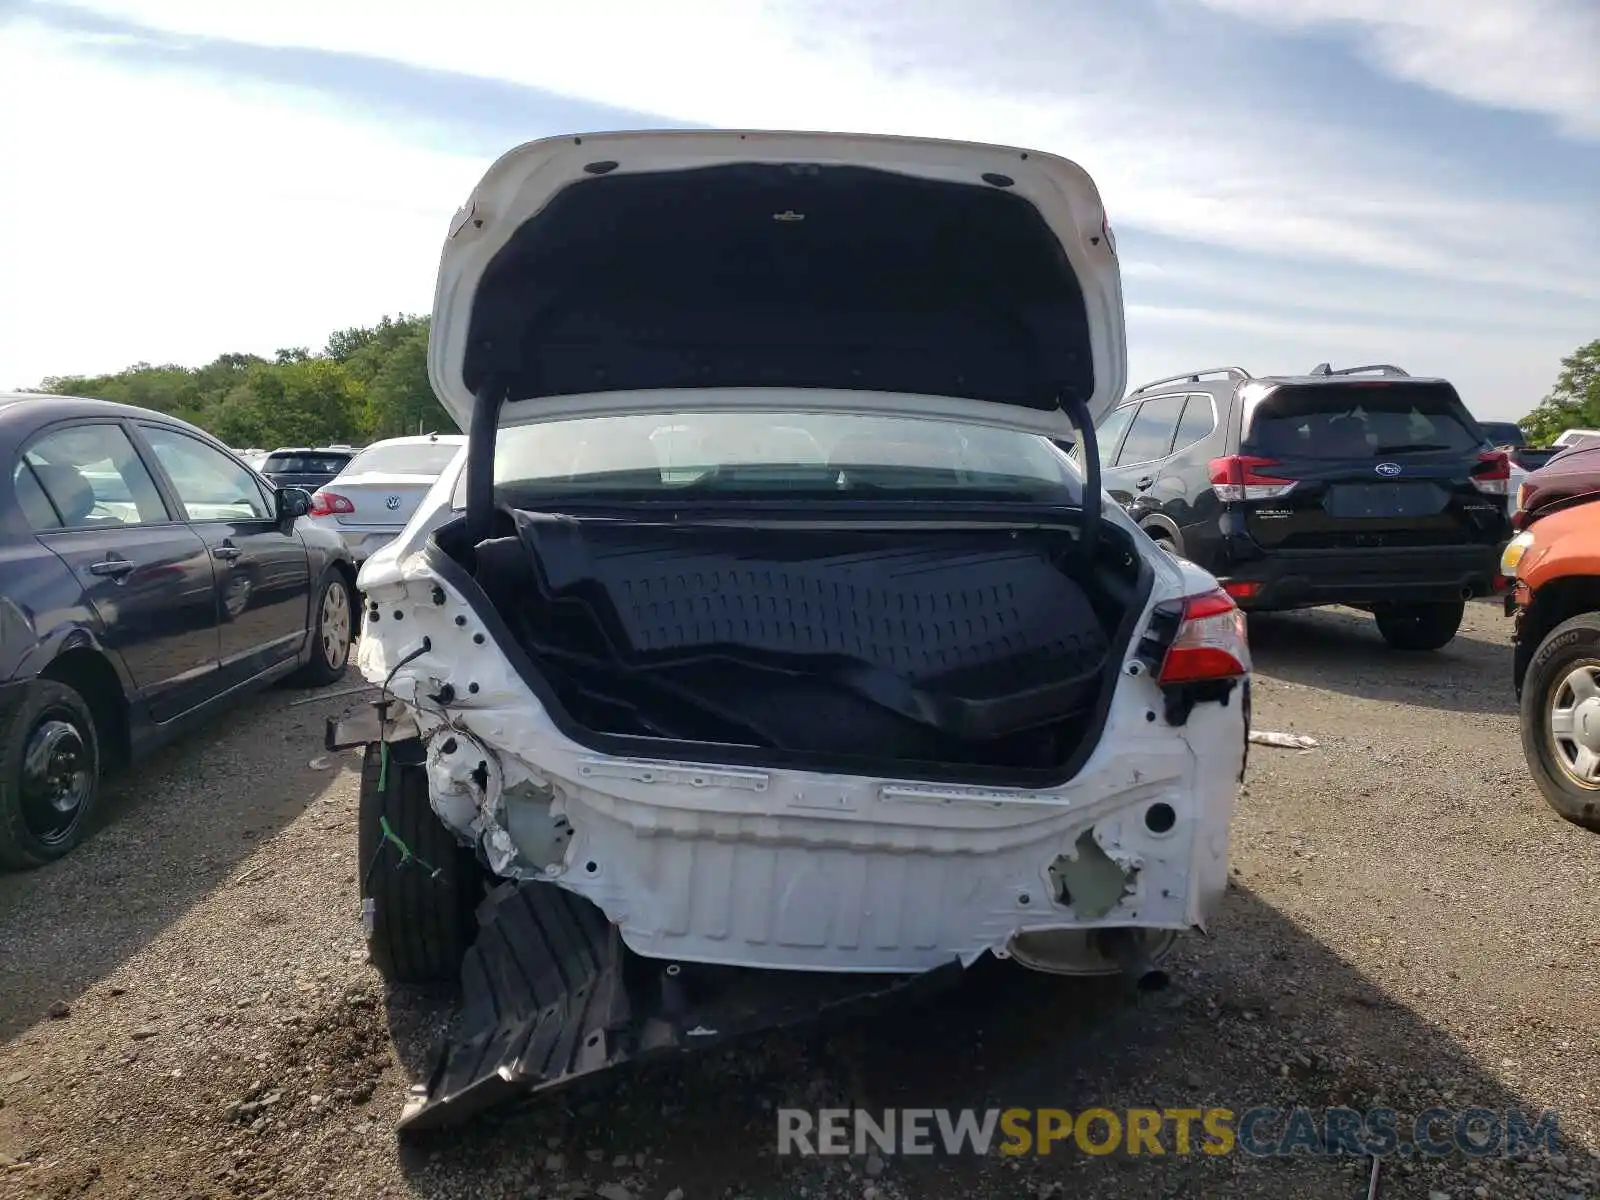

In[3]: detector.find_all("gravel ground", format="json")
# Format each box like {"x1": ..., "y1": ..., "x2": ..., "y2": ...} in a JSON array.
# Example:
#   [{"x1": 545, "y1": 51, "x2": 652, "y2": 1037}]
[{"x1": 2, "y1": 599, "x2": 1597, "y2": 1200}]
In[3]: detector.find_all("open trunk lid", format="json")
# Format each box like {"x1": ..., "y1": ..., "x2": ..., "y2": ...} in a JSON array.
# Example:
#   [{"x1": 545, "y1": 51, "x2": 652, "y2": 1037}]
[
  {"x1": 427, "y1": 130, "x2": 1125, "y2": 439},
  {"x1": 1232, "y1": 381, "x2": 1509, "y2": 550}
]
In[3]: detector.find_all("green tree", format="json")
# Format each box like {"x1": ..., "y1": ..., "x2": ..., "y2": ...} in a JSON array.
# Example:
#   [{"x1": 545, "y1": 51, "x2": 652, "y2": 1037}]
[
  {"x1": 337, "y1": 315, "x2": 454, "y2": 438},
  {"x1": 1521, "y1": 339, "x2": 1600, "y2": 446},
  {"x1": 24, "y1": 313, "x2": 451, "y2": 448}
]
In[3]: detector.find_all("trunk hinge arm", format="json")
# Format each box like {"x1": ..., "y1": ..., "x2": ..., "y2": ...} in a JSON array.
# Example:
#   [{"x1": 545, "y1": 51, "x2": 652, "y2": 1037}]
[
  {"x1": 465, "y1": 377, "x2": 508, "y2": 545},
  {"x1": 1061, "y1": 392, "x2": 1102, "y2": 567}
]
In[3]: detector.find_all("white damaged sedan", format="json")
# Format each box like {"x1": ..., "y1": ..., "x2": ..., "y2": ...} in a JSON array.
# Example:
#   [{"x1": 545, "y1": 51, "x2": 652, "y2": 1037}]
[{"x1": 333, "y1": 130, "x2": 1250, "y2": 1130}]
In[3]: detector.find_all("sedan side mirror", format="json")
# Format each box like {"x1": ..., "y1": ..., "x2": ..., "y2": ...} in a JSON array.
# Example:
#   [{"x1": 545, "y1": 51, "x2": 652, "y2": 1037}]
[{"x1": 276, "y1": 487, "x2": 313, "y2": 520}]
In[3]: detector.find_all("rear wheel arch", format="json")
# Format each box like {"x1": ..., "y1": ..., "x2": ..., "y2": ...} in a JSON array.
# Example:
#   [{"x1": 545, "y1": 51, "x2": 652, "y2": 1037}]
[
  {"x1": 39, "y1": 646, "x2": 130, "y2": 767},
  {"x1": 332, "y1": 558, "x2": 360, "y2": 610}
]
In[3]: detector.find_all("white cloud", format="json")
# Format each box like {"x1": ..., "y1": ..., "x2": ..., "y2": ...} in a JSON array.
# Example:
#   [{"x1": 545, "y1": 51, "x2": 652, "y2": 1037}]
[
  {"x1": 0, "y1": 0, "x2": 1593, "y2": 419},
  {"x1": 1124, "y1": 305, "x2": 1579, "y2": 419},
  {"x1": 0, "y1": 27, "x2": 479, "y2": 388},
  {"x1": 21, "y1": 0, "x2": 1599, "y2": 294},
  {"x1": 1190, "y1": 0, "x2": 1600, "y2": 139}
]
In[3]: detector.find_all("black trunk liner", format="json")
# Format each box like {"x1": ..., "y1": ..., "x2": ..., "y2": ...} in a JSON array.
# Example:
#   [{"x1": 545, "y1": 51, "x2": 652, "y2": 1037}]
[{"x1": 471, "y1": 510, "x2": 1110, "y2": 757}]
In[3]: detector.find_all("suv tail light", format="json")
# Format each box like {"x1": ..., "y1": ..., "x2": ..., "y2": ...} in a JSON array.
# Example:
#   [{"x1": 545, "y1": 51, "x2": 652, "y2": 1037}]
[
  {"x1": 1470, "y1": 451, "x2": 1510, "y2": 496},
  {"x1": 1208, "y1": 455, "x2": 1297, "y2": 502},
  {"x1": 1158, "y1": 589, "x2": 1251, "y2": 684},
  {"x1": 309, "y1": 490, "x2": 354, "y2": 517}
]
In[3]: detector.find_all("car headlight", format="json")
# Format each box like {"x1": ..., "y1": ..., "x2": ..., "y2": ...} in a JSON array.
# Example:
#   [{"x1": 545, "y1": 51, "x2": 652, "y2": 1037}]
[{"x1": 1500, "y1": 530, "x2": 1535, "y2": 577}]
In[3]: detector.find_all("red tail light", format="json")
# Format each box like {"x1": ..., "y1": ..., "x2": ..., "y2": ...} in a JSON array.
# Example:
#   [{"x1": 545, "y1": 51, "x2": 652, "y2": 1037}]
[
  {"x1": 1470, "y1": 451, "x2": 1510, "y2": 496},
  {"x1": 1158, "y1": 589, "x2": 1251, "y2": 684},
  {"x1": 1208, "y1": 455, "x2": 1297, "y2": 502},
  {"x1": 309, "y1": 490, "x2": 354, "y2": 517}
]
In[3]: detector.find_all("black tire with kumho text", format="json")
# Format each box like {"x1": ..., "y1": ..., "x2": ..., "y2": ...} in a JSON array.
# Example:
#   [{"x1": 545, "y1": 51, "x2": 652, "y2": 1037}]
[
  {"x1": 1373, "y1": 599, "x2": 1464, "y2": 652},
  {"x1": 0, "y1": 679, "x2": 101, "y2": 871},
  {"x1": 1519, "y1": 612, "x2": 1600, "y2": 833},
  {"x1": 293, "y1": 567, "x2": 357, "y2": 687},
  {"x1": 358, "y1": 740, "x2": 485, "y2": 984}
]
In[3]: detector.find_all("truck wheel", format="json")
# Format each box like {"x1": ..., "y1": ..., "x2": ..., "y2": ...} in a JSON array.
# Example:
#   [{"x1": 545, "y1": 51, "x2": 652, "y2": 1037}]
[
  {"x1": 358, "y1": 741, "x2": 484, "y2": 983},
  {"x1": 1520, "y1": 613, "x2": 1600, "y2": 833},
  {"x1": 0, "y1": 680, "x2": 101, "y2": 870},
  {"x1": 1373, "y1": 600, "x2": 1464, "y2": 651}
]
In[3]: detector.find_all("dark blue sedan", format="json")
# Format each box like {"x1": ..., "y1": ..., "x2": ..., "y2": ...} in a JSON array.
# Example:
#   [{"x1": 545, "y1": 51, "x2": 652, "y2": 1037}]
[{"x1": 0, "y1": 393, "x2": 360, "y2": 868}]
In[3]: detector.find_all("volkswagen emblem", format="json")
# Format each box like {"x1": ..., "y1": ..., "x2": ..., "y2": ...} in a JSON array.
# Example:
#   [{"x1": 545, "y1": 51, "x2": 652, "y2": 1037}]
[
  {"x1": 385, "y1": 495, "x2": 402, "y2": 510},
  {"x1": 1374, "y1": 462, "x2": 1402, "y2": 477}
]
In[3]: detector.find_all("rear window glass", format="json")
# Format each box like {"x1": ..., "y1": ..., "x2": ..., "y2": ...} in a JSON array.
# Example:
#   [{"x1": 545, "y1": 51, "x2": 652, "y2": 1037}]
[
  {"x1": 263, "y1": 453, "x2": 350, "y2": 474},
  {"x1": 1478, "y1": 421, "x2": 1524, "y2": 448},
  {"x1": 454, "y1": 412, "x2": 1082, "y2": 504},
  {"x1": 344, "y1": 442, "x2": 461, "y2": 476},
  {"x1": 1244, "y1": 384, "x2": 1482, "y2": 459}
]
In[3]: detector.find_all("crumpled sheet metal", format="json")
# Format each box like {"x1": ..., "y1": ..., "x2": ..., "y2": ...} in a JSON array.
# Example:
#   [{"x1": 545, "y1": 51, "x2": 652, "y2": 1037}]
[{"x1": 397, "y1": 880, "x2": 963, "y2": 1133}]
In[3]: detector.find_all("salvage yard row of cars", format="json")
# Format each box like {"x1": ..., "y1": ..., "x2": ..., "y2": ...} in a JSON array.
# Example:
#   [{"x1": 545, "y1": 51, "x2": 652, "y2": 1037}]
[
  {"x1": 0, "y1": 417, "x2": 464, "y2": 867},
  {"x1": 3, "y1": 129, "x2": 1597, "y2": 1132}
]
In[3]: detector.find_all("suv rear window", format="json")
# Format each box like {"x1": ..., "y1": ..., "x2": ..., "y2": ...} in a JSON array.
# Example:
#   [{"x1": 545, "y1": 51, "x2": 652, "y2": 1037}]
[
  {"x1": 1244, "y1": 383, "x2": 1482, "y2": 460},
  {"x1": 263, "y1": 453, "x2": 351, "y2": 475}
]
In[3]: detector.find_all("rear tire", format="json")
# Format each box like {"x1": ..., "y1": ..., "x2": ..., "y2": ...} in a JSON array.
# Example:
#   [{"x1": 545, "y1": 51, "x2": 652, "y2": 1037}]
[
  {"x1": 294, "y1": 568, "x2": 356, "y2": 686},
  {"x1": 0, "y1": 680, "x2": 101, "y2": 870},
  {"x1": 1519, "y1": 613, "x2": 1600, "y2": 833},
  {"x1": 1143, "y1": 527, "x2": 1181, "y2": 559},
  {"x1": 358, "y1": 741, "x2": 483, "y2": 984},
  {"x1": 1373, "y1": 599, "x2": 1464, "y2": 651}
]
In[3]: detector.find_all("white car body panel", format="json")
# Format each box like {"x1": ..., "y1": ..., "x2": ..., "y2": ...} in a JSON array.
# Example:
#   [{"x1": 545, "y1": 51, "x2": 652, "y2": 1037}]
[
  {"x1": 1508, "y1": 460, "x2": 1528, "y2": 520},
  {"x1": 355, "y1": 455, "x2": 1245, "y2": 974},
  {"x1": 427, "y1": 130, "x2": 1125, "y2": 439}
]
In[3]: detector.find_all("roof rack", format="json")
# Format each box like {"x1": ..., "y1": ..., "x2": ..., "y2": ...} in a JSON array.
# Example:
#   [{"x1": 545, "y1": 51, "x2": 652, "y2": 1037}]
[
  {"x1": 1308, "y1": 363, "x2": 1410, "y2": 377},
  {"x1": 1129, "y1": 366, "x2": 1252, "y2": 395}
]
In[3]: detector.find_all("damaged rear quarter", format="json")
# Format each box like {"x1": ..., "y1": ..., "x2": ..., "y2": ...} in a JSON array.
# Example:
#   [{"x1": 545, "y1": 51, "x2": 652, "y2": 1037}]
[{"x1": 346, "y1": 524, "x2": 1245, "y2": 978}]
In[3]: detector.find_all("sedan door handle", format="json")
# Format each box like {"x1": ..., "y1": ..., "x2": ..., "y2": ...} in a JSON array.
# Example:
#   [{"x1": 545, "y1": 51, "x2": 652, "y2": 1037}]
[
  {"x1": 213, "y1": 546, "x2": 242, "y2": 562},
  {"x1": 88, "y1": 557, "x2": 134, "y2": 577}
]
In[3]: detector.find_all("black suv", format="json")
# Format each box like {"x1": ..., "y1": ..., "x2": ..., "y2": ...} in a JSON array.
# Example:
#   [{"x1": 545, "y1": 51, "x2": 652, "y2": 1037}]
[
  {"x1": 1090, "y1": 363, "x2": 1511, "y2": 650},
  {"x1": 259, "y1": 446, "x2": 357, "y2": 492}
]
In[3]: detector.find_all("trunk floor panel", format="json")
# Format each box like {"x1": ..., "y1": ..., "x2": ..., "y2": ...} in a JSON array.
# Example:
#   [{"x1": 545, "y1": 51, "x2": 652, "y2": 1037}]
[{"x1": 398, "y1": 881, "x2": 963, "y2": 1133}]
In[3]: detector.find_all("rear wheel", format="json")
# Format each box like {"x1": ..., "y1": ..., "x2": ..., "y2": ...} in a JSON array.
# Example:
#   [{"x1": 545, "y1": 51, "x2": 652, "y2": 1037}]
[
  {"x1": 1519, "y1": 614, "x2": 1600, "y2": 832},
  {"x1": 294, "y1": 568, "x2": 356, "y2": 686},
  {"x1": 0, "y1": 680, "x2": 101, "y2": 870},
  {"x1": 358, "y1": 741, "x2": 484, "y2": 984},
  {"x1": 1373, "y1": 599, "x2": 1464, "y2": 651},
  {"x1": 1143, "y1": 527, "x2": 1181, "y2": 559}
]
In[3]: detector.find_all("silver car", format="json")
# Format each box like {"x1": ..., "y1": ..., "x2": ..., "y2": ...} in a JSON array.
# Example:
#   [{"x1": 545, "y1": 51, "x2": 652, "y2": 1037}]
[{"x1": 306, "y1": 433, "x2": 465, "y2": 563}]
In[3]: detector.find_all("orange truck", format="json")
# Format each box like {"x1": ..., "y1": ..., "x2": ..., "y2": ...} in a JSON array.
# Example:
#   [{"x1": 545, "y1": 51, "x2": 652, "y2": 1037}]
[{"x1": 1503, "y1": 490, "x2": 1600, "y2": 831}]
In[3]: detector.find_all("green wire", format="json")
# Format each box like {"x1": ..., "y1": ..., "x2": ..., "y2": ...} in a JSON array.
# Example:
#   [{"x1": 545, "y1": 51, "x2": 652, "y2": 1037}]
[
  {"x1": 365, "y1": 742, "x2": 441, "y2": 882},
  {"x1": 378, "y1": 814, "x2": 443, "y2": 879}
]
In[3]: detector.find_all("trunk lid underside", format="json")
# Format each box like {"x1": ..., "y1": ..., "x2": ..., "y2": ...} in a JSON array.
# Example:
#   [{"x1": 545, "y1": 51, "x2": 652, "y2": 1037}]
[{"x1": 428, "y1": 132, "x2": 1125, "y2": 439}]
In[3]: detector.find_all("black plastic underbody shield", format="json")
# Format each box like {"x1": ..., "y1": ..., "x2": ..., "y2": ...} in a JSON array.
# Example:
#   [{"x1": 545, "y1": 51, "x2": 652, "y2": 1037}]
[
  {"x1": 469, "y1": 510, "x2": 1112, "y2": 768},
  {"x1": 398, "y1": 880, "x2": 963, "y2": 1133}
]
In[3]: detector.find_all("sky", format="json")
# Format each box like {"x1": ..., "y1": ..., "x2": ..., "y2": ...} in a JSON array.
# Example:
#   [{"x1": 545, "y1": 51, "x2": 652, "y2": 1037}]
[{"x1": 0, "y1": 0, "x2": 1596, "y2": 421}]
